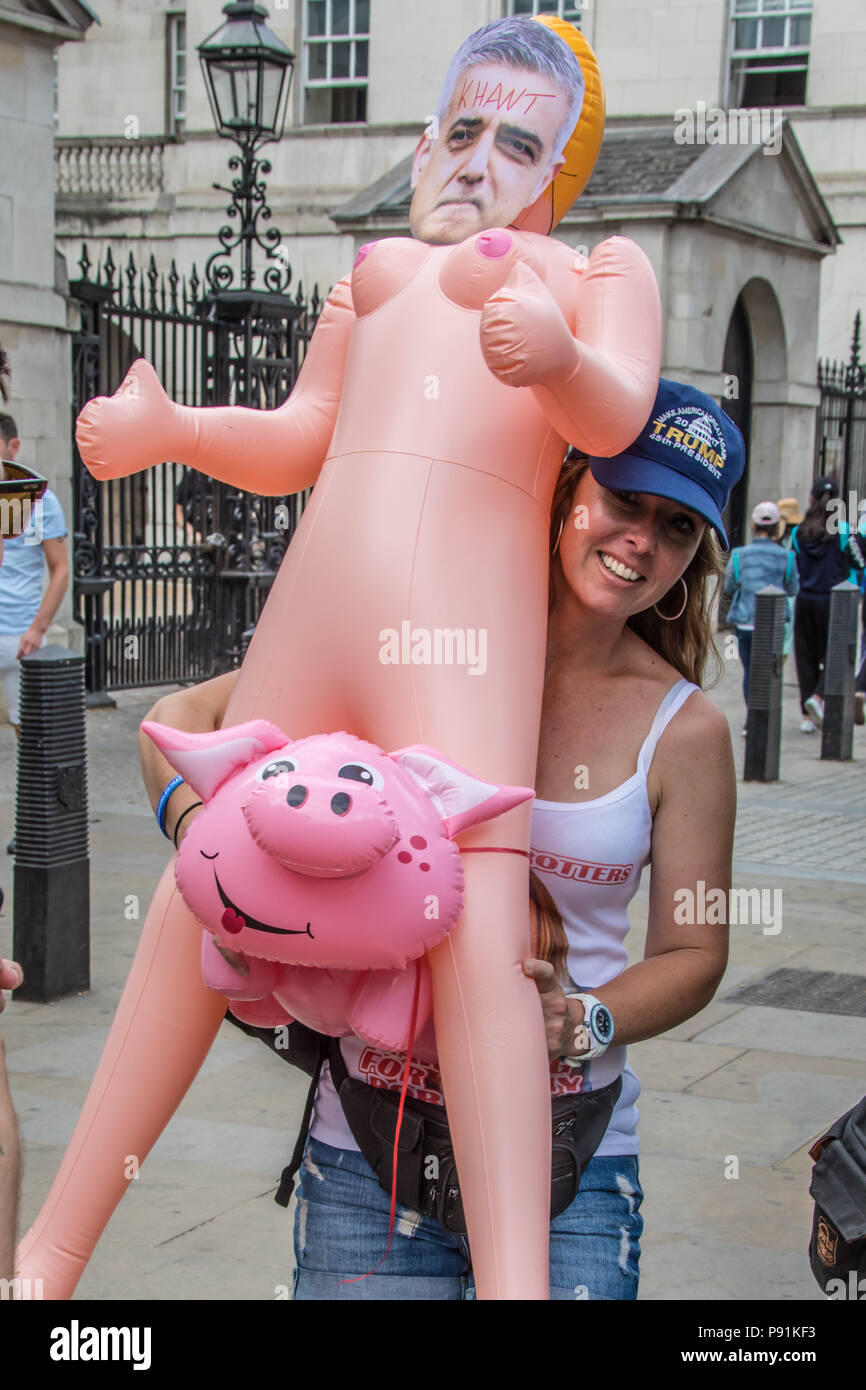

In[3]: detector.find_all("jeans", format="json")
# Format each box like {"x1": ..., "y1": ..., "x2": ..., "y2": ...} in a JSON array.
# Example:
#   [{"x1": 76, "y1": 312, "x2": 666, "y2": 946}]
[
  {"x1": 736, "y1": 627, "x2": 753, "y2": 704},
  {"x1": 291, "y1": 1137, "x2": 643, "y2": 1301}
]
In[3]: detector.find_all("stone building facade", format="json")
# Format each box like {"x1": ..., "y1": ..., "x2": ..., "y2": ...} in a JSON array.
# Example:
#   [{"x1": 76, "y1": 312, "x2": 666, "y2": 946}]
[
  {"x1": 0, "y1": 0, "x2": 96, "y2": 648},
  {"x1": 2, "y1": 0, "x2": 852, "y2": 533}
]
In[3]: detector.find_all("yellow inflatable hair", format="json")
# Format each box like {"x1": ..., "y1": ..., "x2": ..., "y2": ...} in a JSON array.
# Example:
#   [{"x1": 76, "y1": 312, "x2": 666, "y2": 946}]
[{"x1": 512, "y1": 13, "x2": 606, "y2": 235}]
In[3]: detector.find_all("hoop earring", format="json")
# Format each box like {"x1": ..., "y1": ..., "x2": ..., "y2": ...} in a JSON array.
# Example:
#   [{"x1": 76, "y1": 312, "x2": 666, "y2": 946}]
[
  {"x1": 653, "y1": 576, "x2": 688, "y2": 622},
  {"x1": 552, "y1": 517, "x2": 565, "y2": 556}
]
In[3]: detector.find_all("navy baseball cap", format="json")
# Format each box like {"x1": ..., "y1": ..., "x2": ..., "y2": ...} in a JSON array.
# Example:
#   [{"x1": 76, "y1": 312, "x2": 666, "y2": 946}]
[{"x1": 588, "y1": 379, "x2": 746, "y2": 549}]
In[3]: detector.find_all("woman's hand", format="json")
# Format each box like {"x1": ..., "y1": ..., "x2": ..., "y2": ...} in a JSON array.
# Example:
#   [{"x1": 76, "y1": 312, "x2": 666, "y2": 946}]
[
  {"x1": 522, "y1": 958, "x2": 581, "y2": 1060},
  {"x1": 0, "y1": 960, "x2": 22, "y2": 1013}
]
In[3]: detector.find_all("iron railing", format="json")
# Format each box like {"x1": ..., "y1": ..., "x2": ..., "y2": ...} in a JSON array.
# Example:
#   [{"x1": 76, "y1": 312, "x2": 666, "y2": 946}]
[
  {"x1": 816, "y1": 311, "x2": 866, "y2": 500},
  {"x1": 70, "y1": 242, "x2": 322, "y2": 696}
]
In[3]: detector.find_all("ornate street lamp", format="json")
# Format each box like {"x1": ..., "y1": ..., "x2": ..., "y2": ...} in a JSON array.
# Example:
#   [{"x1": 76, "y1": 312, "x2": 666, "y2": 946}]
[{"x1": 198, "y1": 1, "x2": 295, "y2": 296}]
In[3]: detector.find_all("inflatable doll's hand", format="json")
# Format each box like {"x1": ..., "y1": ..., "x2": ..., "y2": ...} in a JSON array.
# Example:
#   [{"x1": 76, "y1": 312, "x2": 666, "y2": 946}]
[
  {"x1": 480, "y1": 262, "x2": 578, "y2": 389},
  {"x1": 200, "y1": 932, "x2": 280, "y2": 1002},
  {"x1": 76, "y1": 359, "x2": 195, "y2": 481}
]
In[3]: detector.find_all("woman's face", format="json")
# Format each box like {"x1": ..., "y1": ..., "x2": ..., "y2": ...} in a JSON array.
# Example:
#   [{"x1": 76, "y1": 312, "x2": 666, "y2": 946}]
[{"x1": 557, "y1": 470, "x2": 706, "y2": 619}]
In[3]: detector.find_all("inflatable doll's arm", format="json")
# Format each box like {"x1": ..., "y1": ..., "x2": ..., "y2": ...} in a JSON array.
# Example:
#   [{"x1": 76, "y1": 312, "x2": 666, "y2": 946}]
[
  {"x1": 480, "y1": 237, "x2": 661, "y2": 456},
  {"x1": 76, "y1": 274, "x2": 355, "y2": 494}
]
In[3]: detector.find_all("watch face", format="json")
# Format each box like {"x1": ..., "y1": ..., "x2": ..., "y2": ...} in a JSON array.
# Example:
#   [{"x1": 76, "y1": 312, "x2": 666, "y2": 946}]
[{"x1": 590, "y1": 1003, "x2": 614, "y2": 1043}]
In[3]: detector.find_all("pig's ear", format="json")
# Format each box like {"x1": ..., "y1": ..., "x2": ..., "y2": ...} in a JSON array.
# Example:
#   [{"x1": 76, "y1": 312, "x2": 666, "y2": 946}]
[
  {"x1": 390, "y1": 745, "x2": 534, "y2": 839},
  {"x1": 141, "y1": 719, "x2": 290, "y2": 802}
]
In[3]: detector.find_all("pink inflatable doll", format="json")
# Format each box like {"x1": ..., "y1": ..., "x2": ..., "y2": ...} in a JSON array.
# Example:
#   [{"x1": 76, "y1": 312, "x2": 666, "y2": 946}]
[{"x1": 18, "y1": 16, "x2": 661, "y2": 1298}]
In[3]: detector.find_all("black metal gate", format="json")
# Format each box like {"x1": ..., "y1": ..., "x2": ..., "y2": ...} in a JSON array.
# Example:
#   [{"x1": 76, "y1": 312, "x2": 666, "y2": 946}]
[
  {"x1": 816, "y1": 311, "x2": 866, "y2": 503},
  {"x1": 70, "y1": 243, "x2": 322, "y2": 696}
]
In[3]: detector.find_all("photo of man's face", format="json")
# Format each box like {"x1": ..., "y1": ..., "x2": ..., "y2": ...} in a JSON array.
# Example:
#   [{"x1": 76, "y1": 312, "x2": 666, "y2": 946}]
[{"x1": 409, "y1": 59, "x2": 572, "y2": 246}]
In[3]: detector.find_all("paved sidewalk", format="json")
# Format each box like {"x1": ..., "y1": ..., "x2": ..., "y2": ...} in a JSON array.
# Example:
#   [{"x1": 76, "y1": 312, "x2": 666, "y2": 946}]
[{"x1": 0, "y1": 654, "x2": 863, "y2": 1301}]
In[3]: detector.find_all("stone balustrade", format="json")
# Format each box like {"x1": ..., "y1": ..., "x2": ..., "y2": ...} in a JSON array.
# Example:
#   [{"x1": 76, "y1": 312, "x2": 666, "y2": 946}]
[{"x1": 56, "y1": 138, "x2": 165, "y2": 198}]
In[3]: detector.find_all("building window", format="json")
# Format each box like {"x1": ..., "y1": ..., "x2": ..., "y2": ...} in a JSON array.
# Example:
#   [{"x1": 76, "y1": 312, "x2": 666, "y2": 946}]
[
  {"x1": 304, "y1": 0, "x2": 370, "y2": 125},
  {"x1": 508, "y1": 0, "x2": 585, "y2": 27},
  {"x1": 168, "y1": 12, "x2": 187, "y2": 136},
  {"x1": 729, "y1": 0, "x2": 812, "y2": 108}
]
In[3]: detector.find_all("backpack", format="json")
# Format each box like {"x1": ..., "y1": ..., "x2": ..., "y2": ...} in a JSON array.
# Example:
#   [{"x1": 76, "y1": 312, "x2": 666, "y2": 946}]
[{"x1": 808, "y1": 1093, "x2": 866, "y2": 1299}]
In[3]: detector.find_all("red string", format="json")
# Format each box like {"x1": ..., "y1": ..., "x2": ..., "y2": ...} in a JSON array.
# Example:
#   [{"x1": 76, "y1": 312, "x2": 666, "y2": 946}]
[
  {"x1": 460, "y1": 846, "x2": 529, "y2": 857},
  {"x1": 340, "y1": 959, "x2": 423, "y2": 1285}
]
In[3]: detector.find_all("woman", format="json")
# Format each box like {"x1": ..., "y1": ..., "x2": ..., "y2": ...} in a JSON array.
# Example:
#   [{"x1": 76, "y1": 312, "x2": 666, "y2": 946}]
[
  {"x1": 141, "y1": 380, "x2": 740, "y2": 1300},
  {"x1": 723, "y1": 500, "x2": 798, "y2": 724},
  {"x1": 792, "y1": 478, "x2": 864, "y2": 732}
]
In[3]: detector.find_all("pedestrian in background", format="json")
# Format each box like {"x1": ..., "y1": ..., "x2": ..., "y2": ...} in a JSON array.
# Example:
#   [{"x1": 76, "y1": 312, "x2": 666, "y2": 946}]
[
  {"x1": 0, "y1": 414, "x2": 70, "y2": 854},
  {"x1": 776, "y1": 497, "x2": 804, "y2": 550},
  {"x1": 724, "y1": 500, "x2": 798, "y2": 731},
  {"x1": 854, "y1": 506, "x2": 866, "y2": 727},
  {"x1": 792, "y1": 478, "x2": 865, "y2": 732}
]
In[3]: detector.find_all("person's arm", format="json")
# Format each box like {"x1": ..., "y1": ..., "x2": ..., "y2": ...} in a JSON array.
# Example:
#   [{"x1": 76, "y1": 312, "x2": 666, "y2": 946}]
[
  {"x1": 16, "y1": 537, "x2": 69, "y2": 659},
  {"x1": 845, "y1": 529, "x2": 865, "y2": 572},
  {"x1": 785, "y1": 551, "x2": 799, "y2": 598},
  {"x1": 76, "y1": 274, "x2": 355, "y2": 494},
  {"x1": 0, "y1": 961, "x2": 24, "y2": 1282},
  {"x1": 526, "y1": 693, "x2": 735, "y2": 1053},
  {"x1": 140, "y1": 671, "x2": 240, "y2": 842},
  {"x1": 722, "y1": 552, "x2": 736, "y2": 598}
]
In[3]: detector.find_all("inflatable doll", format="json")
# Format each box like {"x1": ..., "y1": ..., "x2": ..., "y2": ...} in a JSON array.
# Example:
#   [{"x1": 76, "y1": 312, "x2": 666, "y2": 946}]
[{"x1": 17, "y1": 15, "x2": 661, "y2": 1299}]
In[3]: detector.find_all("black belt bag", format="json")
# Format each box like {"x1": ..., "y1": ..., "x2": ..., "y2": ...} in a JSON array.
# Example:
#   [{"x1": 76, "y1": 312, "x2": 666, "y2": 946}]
[
  {"x1": 808, "y1": 1092, "x2": 866, "y2": 1295},
  {"x1": 247, "y1": 1010, "x2": 623, "y2": 1236},
  {"x1": 332, "y1": 1042, "x2": 622, "y2": 1235}
]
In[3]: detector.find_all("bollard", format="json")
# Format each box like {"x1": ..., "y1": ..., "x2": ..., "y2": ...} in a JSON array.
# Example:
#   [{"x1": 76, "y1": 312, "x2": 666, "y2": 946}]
[
  {"x1": 744, "y1": 585, "x2": 786, "y2": 783},
  {"x1": 821, "y1": 580, "x2": 859, "y2": 761},
  {"x1": 12, "y1": 645, "x2": 90, "y2": 1001}
]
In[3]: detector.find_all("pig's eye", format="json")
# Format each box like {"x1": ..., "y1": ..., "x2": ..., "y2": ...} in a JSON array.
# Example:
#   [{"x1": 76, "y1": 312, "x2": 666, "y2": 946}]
[
  {"x1": 337, "y1": 762, "x2": 382, "y2": 790},
  {"x1": 259, "y1": 759, "x2": 297, "y2": 781}
]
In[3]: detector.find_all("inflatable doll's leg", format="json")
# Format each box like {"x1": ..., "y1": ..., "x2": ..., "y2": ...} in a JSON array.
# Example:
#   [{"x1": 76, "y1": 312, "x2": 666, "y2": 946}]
[
  {"x1": 428, "y1": 820, "x2": 551, "y2": 1302},
  {"x1": 16, "y1": 862, "x2": 226, "y2": 1299}
]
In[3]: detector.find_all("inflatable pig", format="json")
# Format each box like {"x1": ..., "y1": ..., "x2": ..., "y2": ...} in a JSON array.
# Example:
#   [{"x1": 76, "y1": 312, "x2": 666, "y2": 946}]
[{"x1": 142, "y1": 720, "x2": 534, "y2": 1053}]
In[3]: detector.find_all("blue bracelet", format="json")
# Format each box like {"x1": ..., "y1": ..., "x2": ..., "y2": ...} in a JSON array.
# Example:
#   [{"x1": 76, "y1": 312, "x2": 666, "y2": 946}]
[{"x1": 157, "y1": 775, "x2": 184, "y2": 838}]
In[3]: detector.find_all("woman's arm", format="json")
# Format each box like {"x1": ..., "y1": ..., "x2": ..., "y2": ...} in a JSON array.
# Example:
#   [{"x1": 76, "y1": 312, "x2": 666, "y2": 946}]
[
  {"x1": 526, "y1": 693, "x2": 735, "y2": 1053},
  {"x1": 140, "y1": 671, "x2": 240, "y2": 841}
]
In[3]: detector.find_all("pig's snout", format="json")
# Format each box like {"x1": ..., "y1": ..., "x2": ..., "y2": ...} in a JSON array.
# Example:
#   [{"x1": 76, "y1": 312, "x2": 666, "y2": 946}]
[{"x1": 243, "y1": 776, "x2": 400, "y2": 878}]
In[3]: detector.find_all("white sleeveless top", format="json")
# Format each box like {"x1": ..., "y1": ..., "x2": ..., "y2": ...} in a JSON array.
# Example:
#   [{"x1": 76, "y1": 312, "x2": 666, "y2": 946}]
[{"x1": 310, "y1": 678, "x2": 700, "y2": 1157}]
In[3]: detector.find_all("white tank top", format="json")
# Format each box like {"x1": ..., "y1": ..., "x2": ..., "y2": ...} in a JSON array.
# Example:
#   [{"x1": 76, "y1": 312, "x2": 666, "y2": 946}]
[{"x1": 310, "y1": 678, "x2": 700, "y2": 1156}]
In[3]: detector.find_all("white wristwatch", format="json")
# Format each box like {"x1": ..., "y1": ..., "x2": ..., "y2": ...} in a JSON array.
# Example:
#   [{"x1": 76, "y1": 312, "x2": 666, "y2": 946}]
[{"x1": 564, "y1": 992, "x2": 615, "y2": 1064}]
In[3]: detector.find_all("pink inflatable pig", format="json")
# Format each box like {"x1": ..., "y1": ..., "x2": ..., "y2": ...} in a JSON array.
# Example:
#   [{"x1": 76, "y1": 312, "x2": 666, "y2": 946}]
[{"x1": 142, "y1": 720, "x2": 534, "y2": 1053}]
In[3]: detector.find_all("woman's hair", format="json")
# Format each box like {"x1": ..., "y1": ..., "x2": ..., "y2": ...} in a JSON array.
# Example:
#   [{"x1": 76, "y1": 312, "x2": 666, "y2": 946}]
[
  {"x1": 548, "y1": 454, "x2": 725, "y2": 688},
  {"x1": 798, "y1": 487, "x2": 837, "y2": 545},
  {"x1": 529, "y1": 870, "x2": 570, "y2": 983}
]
